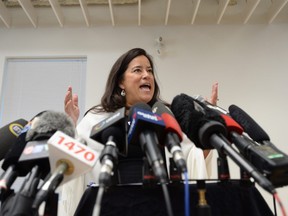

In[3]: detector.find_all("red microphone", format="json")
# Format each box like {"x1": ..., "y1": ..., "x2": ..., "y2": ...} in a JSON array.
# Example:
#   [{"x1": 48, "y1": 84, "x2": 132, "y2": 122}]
[
  {"x1": 220, "y1": 114, "x2": 244, "y2": 135},
  {"x1": 152, "y1": 102, "x2": 187, "y2": 173},
  {"x1": 218, "y1": 114, "x2": 245, "y2": 180},
  {"x1": 161, "y1": 112, "x2": 183, "y2": 142}
]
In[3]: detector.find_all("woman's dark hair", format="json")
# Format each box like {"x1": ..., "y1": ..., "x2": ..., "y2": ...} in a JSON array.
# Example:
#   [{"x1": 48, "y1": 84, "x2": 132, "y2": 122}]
[{"x1": 87, "y1": 48, "x2": 166, "y2": 114}]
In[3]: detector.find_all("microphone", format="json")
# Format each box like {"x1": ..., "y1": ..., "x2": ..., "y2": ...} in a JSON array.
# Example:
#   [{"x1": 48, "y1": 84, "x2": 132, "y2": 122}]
[
  {"x1": 192, "y1": 97, "x2": 288, "y2": 187},
  {"x1": 127, "y1": 102, "x2": 168, "y2": 183},
  {"x1": 88, "y1": 126, "x2": 123, "y2": 216},
  {"x1": 0, "y1": 119, "x2": 28, "y2": 161},
  {"x1": 229, "y1": 104, "x2": 288, "y2": 187},
  {"x1": 1, "y1": 112, "x2": 47, "y2": 172},
  {"x1": 25, "y1": 110, "x2": 75, "y2": 142},
  {"x1": 171, "y1": 93, "x2": 226, "y2": 149},
  {"x1": 98, "y1": 126, "x2": 121, "y2": 187},
  {"x1": 17, "y1": 111, "x2": 76, "y2": 178},
  {"x1": 0, "y1": 165, "x2": 18, "y2": 193},
  {"x1": 152, "y1": 101, "x2": 187, "y2": 173},
  {"x1": 0, "y1": 111, "x2": 81, "y2": 215},
  {"x1": 192, "y1": 96, "x2": 245, "y2": 180},
  {"x1": 0, "y1": 123, "x2": 30, "y2": 193},
  {"x1": 213, "y1": 114, "x2": 244, "y2": 180},
  {"x1": 90, "y1": 108, "x2": 128, "y2": 186},
  {"x1": 192, "y1": 95, "x2": 244, "y2": 135},
  {"x1": 171, "y1": 93, "x2": 276, "y2": 194},
  {"x1": 228, "y1": 104, "x2": 269, "y2": 142},
  {"x1": 178, "y1": 95, "x2": 233, "y2": 180},
  {"x1": 90, "y1": 107, "x2": 127, "y2": 156},
  {"x1": 0, "y1": 110, "x2": 76, "y2": 194},
  {"x1": 193, "y1": 95, "x2": 229, "y2": 114},
  {"x1": 32, "y1": 130, "x2": 98, "y2": 209}
]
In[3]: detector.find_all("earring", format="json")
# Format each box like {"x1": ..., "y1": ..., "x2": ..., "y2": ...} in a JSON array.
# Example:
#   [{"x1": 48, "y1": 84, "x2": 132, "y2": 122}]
[{"x1": 121, "y1": 89, "x2": 126, "y2": 97}]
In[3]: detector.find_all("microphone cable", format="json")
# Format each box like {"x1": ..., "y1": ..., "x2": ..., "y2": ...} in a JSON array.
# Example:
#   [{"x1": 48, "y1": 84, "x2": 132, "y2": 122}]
[
  {"x1": 273, "y1": 192, "x2": 287, "y2": 216},
  {"x1": 183, "y1": 171, "x2": 190, "y2": 216}
]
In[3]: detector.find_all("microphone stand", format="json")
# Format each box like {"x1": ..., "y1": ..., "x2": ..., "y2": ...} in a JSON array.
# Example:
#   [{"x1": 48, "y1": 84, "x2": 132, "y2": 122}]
[
  {"x1": 217, "y1": 151, "x2": 230, "y2": 182},
  {"x1": 196, "y1": 180, "x2": 211, "y2": 216},
  {"x1": 3, "y1": 166, "x2": 40, "y2": 216},
  {"x1": 93, "y1": 136, "x2": 118, "y2": 216},
  {"x1": 169, "y1": 158, "x2": 182, "y2": 183},
  {"x1": 43, "y1": 192, "x2": 58, "y2": 216},
  {"x1": 143, "y1": 157, "x2": 157, "y2": 187}
]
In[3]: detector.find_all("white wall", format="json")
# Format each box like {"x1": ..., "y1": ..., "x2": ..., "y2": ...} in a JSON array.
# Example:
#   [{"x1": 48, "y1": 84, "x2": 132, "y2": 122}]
[{"x1": 0, "y1": 25, "x2": 287, "y2": 214}]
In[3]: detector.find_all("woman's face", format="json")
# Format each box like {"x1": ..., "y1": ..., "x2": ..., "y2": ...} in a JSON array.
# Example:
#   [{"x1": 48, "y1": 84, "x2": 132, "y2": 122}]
[{"x1": 119, "y1": 55, "x2": 155, "y2": 108}]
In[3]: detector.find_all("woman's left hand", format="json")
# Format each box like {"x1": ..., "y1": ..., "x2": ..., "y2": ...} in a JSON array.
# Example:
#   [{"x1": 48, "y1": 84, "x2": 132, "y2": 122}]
[
  {"x1": 208, "y1": 82, "x2": 218, "y2": 105},
  {"x1": 203, "y1": 82, "x2": 218, "y2": 159}
]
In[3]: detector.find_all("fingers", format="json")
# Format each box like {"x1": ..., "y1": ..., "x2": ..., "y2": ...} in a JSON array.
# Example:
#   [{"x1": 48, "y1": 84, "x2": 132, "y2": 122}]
[
  {"x1": 64, "y1": 86, "x2": 79, "y2": 115},
  {"x1": 64, "y1": 86, "x2": 73, "y2": 105},
  {"x1": 72, "y1": 94, "x2": 78, "y2": 107},
  {"x1": 64, "y1": 99, "x2": 72, "y2": 113},
  {"x1": 209, "y1": 82, "x2": 218, "y2": 105},
  {"x1": 64, "y1": 86, "x2": 80, "y2": 126},
  {"x1": 212, "y1": 82, "x2": 218, "y2": 98}
]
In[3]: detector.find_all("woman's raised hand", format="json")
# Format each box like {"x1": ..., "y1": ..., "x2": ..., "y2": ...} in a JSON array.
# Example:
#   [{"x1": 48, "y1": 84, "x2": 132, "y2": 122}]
[
  {"x1": 208, "y1": 82, "x2": 218, "y2": 106},
  {"x1": 64, "y1": 86, "x2": 79, "y2": 126}
]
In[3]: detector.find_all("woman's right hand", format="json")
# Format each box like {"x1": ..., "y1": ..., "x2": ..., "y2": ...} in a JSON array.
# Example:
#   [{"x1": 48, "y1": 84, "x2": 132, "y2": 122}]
[{"x1": 64, "y1": 86, "x2": 79, "y2": 126}]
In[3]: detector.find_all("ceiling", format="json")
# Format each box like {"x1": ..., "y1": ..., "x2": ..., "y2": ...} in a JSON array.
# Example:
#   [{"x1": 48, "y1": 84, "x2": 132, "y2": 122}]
[{"x1": 0, "y1": 0, "x2": 288, "y2": 28}]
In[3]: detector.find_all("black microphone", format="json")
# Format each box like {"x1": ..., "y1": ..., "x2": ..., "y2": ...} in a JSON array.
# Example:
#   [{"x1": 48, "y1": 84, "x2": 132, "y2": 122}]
[
  {"x1": 0, "y1": 118, "x2": 28, "y2": 161},
  {"x1": 172, "y1": 94, "x2": 231, "y2": 180},
  {"x1": 152, "y1": 101, "x2": 187, "y2": 173},
  {"x1": 171, "y1": 94, "x2": 276, "y2": 194},
  {"x1": 86, "y1": 126, "x2": 123, "y2": 216},
  {"x1": 171, "y1": 93, "x2": 226, "y2": 149},
  {"x1": 127, "y1": 102, "x2": 168, "y2": 183},
  {"x1": 98, "y1": 126, "x2": 121, "y2": 187},
  {"x1": 1, "y1": 112, "x2": 47, "y2": 172},
  {"x1": 0, "y1": 122, "x2": 30, "y2": 193},
  {"x1": 0, "y1": 165, "x2": 18, "y2": 193},
  {"x1": 229, "y1": 104, "x2": 288, "y2": 187},
  {"x1": 32, "y1": 165, "x2": 65, "y2": 211},
  {"x1": 90, "y1": 108, "x2": 128, "y2": 186},
  {"x1": 90, "y1": 107, "x2": 127, "y2": 156},
  {"x1": 192, "y1": 95, "x2": 245, "y2": 180},
  {"x1": 1, "y1": 125, "x2": 30, "y2": 171},
  {"x1": 228, "y1": 104, "x2": 270, "y2": 142}
]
